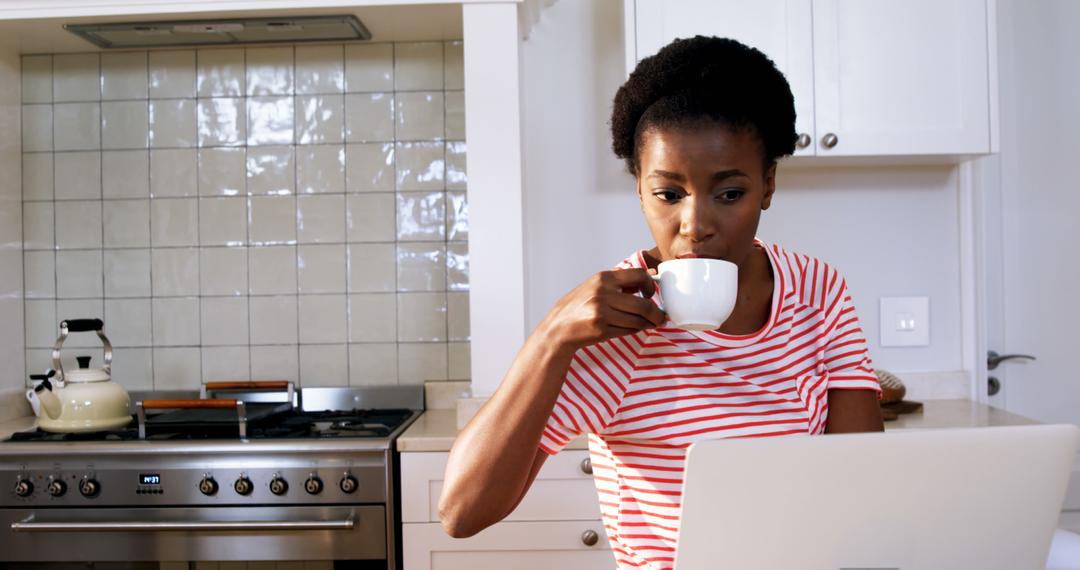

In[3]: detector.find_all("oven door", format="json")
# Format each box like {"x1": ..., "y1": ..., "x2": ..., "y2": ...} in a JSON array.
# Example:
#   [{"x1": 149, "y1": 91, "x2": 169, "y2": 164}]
[{"x1": 1, "y1": 505, "x2": 385, "y2": 561}]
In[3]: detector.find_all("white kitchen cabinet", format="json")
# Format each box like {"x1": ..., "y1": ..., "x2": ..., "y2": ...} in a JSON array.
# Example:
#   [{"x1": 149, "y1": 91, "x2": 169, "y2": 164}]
[
  {"x1": 401, "y1": 450, "x2": 614, "y2": 570},
  {"x1": 627, "y1": 0, "x2": 996, "y2": 158},
  {"x1": 630, "y1": 0, "x2": 816, "y2": 156}
]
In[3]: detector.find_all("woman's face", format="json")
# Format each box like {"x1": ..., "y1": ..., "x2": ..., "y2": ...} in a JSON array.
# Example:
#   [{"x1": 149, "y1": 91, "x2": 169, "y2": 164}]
[{"x1": 636, "y1": 123, "x2": 776, "y2": 267}]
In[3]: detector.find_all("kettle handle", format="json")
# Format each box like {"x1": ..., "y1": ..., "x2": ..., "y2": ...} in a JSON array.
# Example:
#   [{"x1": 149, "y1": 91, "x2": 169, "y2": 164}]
[{"x1": 52, "y1": 319, "x2": 113, "y2": 383}]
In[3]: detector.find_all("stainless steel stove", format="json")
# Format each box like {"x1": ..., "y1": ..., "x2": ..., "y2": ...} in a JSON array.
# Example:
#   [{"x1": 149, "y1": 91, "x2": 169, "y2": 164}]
[{"x1": 0, "y1": 386, "x2": 423, "y2": 569}]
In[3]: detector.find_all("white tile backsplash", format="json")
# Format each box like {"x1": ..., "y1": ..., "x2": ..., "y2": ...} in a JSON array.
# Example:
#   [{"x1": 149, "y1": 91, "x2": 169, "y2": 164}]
[
  {"x1": 54, "y1": 152, "x2": 101, "y2": 200},
  {"x1": 197, "y1": 48, "x2": 245, "y2": 98},
  {"x1": 151, "y1": 248, "x2": 199, "y2": 296},
  {"x1": 297, "y1": 194, "x2": 345, "y2": 243},
  {"x1": 149, "y1": 51, "x2": 197, "y2": 99},
  {"x1": 152, "y1": 297, "x2": 200, "y2": 346},
  {"x1": 149, "y1": 99, "x2": 197, "y2": 148},
  {"x1": 199, "y1": 247, "x2": 247, "y2": 296},
  {"x1": 53, "y1": 54, "x2": 100, "y2": 102},
  {"x1": 298, "y1": 244, "x2": 346, "y2": 293},
  {"x1": 21, "y1": 55, "x2": 52, "y2": 104},
  {"x1": 55, "y1": 200, "x2": 103, "y2": 249},
  {"x1": 345, "y1": 93, "x2": 394, "y2": 143},
  {"x1": 200, "y1": 296, "x2": 249, "y2": 346},
  {"x1": 22, "y1": 44, "x2": 468, "y2": 388},
  {"x1": 150, "y1": 198, "x2": 198, "y2": 246},
  {"x1": 101, "y1": 101, "x2": 149, "y2": 149},
  {"x1": 22, "y1": 105, "x2": 52, "y2": 152},
  {"x1": 102, "y1": 52, "x2": 148, "y2": 101},
  {"x1": 296, "y1": 46, "x2": 345, "y2": 95},
  {"x1": 198, "y1": 148, "x2": 246, "y2": 196},
  {"x1": 22, "y1": 153, "x2": 53, "y2": 201},
  {"x1": 394, "y1": 42, "x2": 444, "y2": 91},
  {"x1": 246, "y1": 47, "x2": 294, "y2": 96},
  {"x1": 103, "y1": 200, "x2": 151, "y2": 248},
  {"x1": 197, "y1": 98, "x2": 246, "y2": 147},
  {"x1": 54, "y1": 103, "x2": 101, "y2": 151},
  {"x1": 56, "y1": 250, "x2": 104, "y2": 298},
  {"x1": 103, "y1": 151, "x2": 150, "y2": 199},
  {"x1": 298, "y1": 294, "x2": 347, "y2": 344},
  {"x1": 104, "y1": 249, "x2": 152, "y2": 298},
  {"x1": 346, "y1": 44, "x2": 394, "y2": 92}
]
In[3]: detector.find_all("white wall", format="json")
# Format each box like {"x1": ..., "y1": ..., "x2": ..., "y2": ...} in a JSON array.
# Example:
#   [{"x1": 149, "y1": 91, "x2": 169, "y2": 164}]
[
  {"x1": 0, "y1": 45, "x2": 26, "y2": 405},
  {"x1": 521, "y1": 0, "x2": 964, "y2": 374}
]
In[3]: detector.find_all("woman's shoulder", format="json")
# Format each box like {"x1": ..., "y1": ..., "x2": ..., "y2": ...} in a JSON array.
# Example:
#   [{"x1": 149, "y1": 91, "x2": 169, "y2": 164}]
[{"x1": 762, "y1": 240, "x2": 850, "y2": 312}]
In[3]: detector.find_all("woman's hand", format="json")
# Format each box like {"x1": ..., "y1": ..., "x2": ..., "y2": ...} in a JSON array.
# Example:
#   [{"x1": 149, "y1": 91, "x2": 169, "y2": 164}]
[{"x1": 541, "y1": 268, "x2": 667, "y2": 350}]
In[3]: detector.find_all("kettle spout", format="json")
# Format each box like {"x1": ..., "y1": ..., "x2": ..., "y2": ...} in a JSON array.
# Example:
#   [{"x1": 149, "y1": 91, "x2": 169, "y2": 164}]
[{"x1": 28, "y1": 371, "x2": 62, "y2": 420}]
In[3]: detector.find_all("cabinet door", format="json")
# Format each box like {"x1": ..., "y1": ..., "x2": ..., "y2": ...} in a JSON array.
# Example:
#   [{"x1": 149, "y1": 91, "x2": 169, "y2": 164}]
[
  {"x1": 401, "y1": 450, "x2": 601, "y2": 523},
  {"x1": 403, "y1": 521, "x2": 614, "y2": 570},
  {"x1": 631, "y1": 0, "x2": 816, "y2": 156},
  {"x1": 812, "y1": 0, "x2": 990, "y2": 156}
]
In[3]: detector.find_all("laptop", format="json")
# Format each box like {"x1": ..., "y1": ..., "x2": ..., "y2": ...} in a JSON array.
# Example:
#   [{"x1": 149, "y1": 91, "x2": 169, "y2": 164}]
[{"x1": 675, "y1": 424, "x2": 1080, "y2": 570}]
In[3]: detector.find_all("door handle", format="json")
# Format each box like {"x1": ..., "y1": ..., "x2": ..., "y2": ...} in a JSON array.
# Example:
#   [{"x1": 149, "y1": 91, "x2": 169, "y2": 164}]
[{"x1": 987, "y1": 350, "x2": 1036, "y2": 371}]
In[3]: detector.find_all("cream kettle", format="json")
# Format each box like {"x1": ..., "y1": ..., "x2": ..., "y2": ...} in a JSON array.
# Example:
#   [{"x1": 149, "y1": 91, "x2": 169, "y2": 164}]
[{"x1": 25, "y1": 319, "x2": 131, "y2": 433}]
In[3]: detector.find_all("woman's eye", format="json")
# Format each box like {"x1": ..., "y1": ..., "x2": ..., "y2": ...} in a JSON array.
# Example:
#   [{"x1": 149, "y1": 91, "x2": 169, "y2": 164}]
[
  {"x1": 717, "y1": 189, "x2": 745, "y2": 202},
  {"x1": 652, "y1": 189, "x2": 681, "y2": 202}
]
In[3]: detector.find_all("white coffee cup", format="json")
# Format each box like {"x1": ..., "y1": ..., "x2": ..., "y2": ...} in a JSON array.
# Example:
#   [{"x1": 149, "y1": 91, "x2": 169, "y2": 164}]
[{"x1": 650, "y1": 258, "x2": 738, "y2": 331}]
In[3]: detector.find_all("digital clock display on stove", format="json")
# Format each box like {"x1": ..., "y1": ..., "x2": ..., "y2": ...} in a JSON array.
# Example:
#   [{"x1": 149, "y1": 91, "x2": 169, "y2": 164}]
[{"x1": 139, "y1": 474, "x2": 161, "y2": 485}]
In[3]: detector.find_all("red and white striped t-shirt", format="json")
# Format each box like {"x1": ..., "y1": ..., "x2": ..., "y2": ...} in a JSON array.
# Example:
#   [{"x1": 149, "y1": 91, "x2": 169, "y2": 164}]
[{"x1": 538, "y1": 240, "x2": 881, "y2": 569}]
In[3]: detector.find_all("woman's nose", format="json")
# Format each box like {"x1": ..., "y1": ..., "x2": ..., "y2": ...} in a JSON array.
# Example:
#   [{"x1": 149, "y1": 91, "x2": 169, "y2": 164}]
[{"x1": 678, "y1": 198, "x2": 716, "y2": 242}]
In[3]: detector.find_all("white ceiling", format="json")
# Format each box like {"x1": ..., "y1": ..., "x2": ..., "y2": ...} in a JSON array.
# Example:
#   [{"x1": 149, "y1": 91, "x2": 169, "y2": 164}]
[{"x1": 0, "y1": 4, "x2": 464, "y2": 54}]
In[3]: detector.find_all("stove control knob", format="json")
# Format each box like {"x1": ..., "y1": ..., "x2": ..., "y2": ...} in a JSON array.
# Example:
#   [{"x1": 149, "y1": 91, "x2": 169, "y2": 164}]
[
  {"x1": 47, "y1": 478, "x2": 67, "y2": 497},
  {"x1": 269, "y1": 476, "x2": 288, "y2": 496},
  {"x1": 339, "y1": 474, "x2": 359, "y2": 494},
  {"x1": 234, "y1": 476, "x2": 254, "y2": 496},
  {"x1": 304, "y1": 475, "x2": 324, "y2": 495},
  {"x1": 199, "y1": 476, "x2": 218, "y2": 496},
  {"x1": 13, "y1": 479, "x2": 33, "y2": 497},
  {"x1": 79, "y1": 478, "x2": 100, "y2": 498}
]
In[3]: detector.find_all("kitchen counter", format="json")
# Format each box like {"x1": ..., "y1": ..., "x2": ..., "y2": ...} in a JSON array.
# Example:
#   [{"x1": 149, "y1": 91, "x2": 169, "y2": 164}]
[
  {"x1": 397, "y1": 409, "x2": 590, "y2": 452},
  {"x1": 396, "y1": 399, "x2": 1037, "y2": 452},
  {"x1": 0, "y1": 416, "x2": 36, "y2": 441}
]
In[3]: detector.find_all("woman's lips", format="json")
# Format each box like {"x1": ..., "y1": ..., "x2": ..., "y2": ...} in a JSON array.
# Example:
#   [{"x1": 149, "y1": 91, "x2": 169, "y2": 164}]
[{"x1": 675, "y1": 252, "x2": 721, "y2": 260}]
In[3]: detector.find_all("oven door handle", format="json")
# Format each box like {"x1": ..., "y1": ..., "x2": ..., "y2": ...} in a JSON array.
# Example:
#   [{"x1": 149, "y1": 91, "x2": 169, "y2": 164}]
[{"x1": 11, "y1": 514, "x2": 355, "y2": 532}]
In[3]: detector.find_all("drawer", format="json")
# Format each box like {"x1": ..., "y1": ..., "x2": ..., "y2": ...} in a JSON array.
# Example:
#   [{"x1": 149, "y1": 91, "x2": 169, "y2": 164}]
[
  {"x1": 401, "y1": 450, "x2": 600, "y2": 523},
  {"x1": 403, "y1": 520, "x2": 613, "y2": 570}
]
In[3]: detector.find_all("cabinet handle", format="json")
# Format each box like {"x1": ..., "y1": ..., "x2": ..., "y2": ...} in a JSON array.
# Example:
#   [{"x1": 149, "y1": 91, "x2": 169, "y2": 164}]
[
  {"x1": 581, "y1": 529, "x2": 600, "y2": 546},
  {"x1": 580, "y1": 458, "x2": 592, "y2": 475},
  {"x1": 795, "y1": 133, "x2": 811, "y2": 149},
  {"x1": 821, "y1": 132, "x2": 839, "y2": 149}
]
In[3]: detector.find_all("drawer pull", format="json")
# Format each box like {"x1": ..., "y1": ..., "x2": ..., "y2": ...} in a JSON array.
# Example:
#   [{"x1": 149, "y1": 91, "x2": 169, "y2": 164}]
[
  {"x1": 580, "y1": 458, "x2": 592, "y2": 475},
  {"x1": 581, "y1": 529, "x2": 599, "y2": 546}
]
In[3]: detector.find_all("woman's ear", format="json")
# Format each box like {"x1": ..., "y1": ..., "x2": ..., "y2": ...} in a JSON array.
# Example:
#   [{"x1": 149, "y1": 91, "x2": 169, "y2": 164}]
[{"x1": 761, "y1": 163, "x2": 777, "y2": 210}]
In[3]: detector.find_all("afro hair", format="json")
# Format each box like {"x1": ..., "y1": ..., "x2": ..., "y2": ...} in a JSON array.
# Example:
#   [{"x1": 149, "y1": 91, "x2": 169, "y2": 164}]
[{"x1": 611, "y1": 36, "x2": 797, "y2": 176}]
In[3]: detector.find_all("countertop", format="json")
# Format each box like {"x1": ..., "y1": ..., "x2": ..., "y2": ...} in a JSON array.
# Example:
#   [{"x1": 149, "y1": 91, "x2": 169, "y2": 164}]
[
  {"x1": 396, "y1": 399, "x2": 1037, "y2": 452},
  {"x1": 1, "y1": 399, "x2": 1037, "y2": 450},
  {"x1": 0, "y1": 416, "x2": 36, "y2": 441}
]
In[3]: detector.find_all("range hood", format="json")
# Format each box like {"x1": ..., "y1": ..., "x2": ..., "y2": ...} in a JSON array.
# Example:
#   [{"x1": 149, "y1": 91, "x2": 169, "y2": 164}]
[{"x1": 65, "y1": 15, "x2": 371, "y2": 49}]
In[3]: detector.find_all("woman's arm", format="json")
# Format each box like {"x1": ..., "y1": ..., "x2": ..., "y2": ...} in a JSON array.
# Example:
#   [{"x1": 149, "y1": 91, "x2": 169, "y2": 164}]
[
  {"x1": 439, "y1": 269, "x2": 664, "y2": 538},
  {"x1": 824, "y1": 388, "x2": 883, "y2": 433}
]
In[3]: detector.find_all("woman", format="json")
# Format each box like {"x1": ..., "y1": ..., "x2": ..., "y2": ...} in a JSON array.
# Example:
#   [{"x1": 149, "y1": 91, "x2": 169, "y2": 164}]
[{"x1": 439, "y1": 36, "x2": 884, "y2": 569}]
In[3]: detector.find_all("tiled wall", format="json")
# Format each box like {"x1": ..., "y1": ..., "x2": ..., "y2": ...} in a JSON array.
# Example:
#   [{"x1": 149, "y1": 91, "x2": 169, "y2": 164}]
[{"x1": 19, "y1": 42, "x2": 469, "y2": 390}]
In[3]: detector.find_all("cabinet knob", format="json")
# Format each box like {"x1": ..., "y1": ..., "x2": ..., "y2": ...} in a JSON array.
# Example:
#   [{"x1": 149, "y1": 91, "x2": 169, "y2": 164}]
[
  {"x1": 821, "y1": 133, "x2": 839, "y2": 149},
  {"x1": 580, "y1": 458, "x2": 592, "y2": 475},
  {"x1": 581, "y1": 529, "x2": 600, "y2": 547},
  {"x1": 795, "y1": 133, "x2": 811, "y2": 149}
]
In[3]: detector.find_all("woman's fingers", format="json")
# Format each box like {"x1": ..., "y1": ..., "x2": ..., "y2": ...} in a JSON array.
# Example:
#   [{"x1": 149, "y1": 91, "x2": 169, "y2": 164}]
[
  {"x1": 609, "y1": 268, "x2": 657, "y2": 298},
  {"x1": 600, "y1": 306, "x2": 660, "y2": 334},
  {"x1": 608, "y1": 288, "x2": 667, "y2": 327}
]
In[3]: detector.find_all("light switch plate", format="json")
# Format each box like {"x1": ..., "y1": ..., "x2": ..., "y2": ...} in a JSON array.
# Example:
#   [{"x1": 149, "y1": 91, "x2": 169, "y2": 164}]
[{"x1": 879, "y1": 296, "x2": 929, "y2": 347}]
